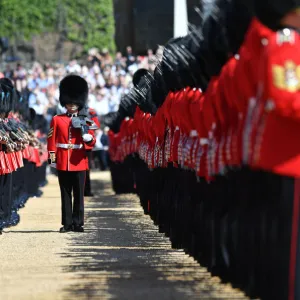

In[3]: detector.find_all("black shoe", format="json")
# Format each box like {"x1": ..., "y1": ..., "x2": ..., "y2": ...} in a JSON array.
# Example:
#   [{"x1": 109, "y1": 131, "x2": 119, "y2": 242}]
[
  {"x1": 59, "y1": 226, "x2": 73, "y2": 233},
  {"x1": 73, "y1": 225, "x2": 84, "y2": 232}
]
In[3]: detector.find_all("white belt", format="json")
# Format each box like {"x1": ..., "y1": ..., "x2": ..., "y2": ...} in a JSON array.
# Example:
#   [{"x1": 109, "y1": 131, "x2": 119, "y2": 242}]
[
  {"x1": 56, "y1": 143, "x2": 83, "y2": 149},
  {"x1": 190, "y1": 130, "x2": 198, "y2": 137},
  {"x1": 200, "y1": 138, "x2": 208, "y2": 145}
]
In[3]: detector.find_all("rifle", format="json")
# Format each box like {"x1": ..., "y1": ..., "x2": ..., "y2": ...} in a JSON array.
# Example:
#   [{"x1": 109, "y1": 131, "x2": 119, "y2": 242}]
[{"x1": 71, "y1": 106, "x2": 98, "y2": 136}]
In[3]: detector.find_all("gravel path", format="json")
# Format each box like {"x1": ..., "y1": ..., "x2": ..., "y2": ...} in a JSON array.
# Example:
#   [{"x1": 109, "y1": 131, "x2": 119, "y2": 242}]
[{"x1": 0, "y1": 171, "x2": 248, "y2": 300}]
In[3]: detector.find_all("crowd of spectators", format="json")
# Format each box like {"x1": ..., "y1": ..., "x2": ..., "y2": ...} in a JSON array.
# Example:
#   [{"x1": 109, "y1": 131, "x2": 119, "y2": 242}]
[
  {"x1": 0, "y1": 45, "x2": 163, "y2": 170},
  {"x1": 1, "y1": 46, "x2": 162, "y2": 127},
  {"x1": 0, "y1": 46, "x2": 162, "y2": 122}
]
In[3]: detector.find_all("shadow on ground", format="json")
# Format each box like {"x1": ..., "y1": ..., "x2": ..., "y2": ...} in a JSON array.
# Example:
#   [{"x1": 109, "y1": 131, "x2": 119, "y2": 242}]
[
  {"x1": 3, "y1": 230, "x2": 58, "y2": 233},
  {"x1": 60, "y1": 174, "x2": 247, "y2": 300}
]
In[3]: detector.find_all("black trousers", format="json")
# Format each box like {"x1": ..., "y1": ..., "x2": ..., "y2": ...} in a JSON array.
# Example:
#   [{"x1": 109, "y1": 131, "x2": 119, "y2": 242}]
[
  {"x1": 2, "y1": 173, "x2": 12, "y2": 220},
  {"x1": 84, "y1": 170, "x2": 92, "y2": 195},
  {"x1": 84, "y1": 152, "x2": 92, "y2": 195},
  {"x1": 94, "y1": 150, "x2": 109, "y2": 170},
  {"x1": 57, "y1": 170, "x2": 86, "y2": 227}
]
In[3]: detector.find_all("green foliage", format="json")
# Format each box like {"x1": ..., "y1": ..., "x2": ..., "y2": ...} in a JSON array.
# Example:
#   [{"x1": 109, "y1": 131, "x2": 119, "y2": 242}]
[
  {"x1": 62, "y1": 0, "x2": 116, "y2": 52},
  {"x1": 0, "y1": 0, "x2": 57, "y2": 39},
  {"x1": 0, "y1": 0, "x2": 115, "y2": 53}
]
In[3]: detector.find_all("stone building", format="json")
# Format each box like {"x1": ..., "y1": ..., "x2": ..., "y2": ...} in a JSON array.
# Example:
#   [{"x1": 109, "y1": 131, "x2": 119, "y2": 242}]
[{"x1": 113, "y1": 0, "x2": 202, "y2": 54}]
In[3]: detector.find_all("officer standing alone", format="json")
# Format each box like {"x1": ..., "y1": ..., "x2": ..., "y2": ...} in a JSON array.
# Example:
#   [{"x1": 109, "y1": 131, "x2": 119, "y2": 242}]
[{"x1": 47, "y1": 75, "x2": 96, "y2": 233}]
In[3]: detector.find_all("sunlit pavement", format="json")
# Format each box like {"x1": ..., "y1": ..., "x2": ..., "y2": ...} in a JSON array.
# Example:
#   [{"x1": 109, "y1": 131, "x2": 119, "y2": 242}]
[{"x1": 0, "y1": 171, "x2": 248, "y2": 300}]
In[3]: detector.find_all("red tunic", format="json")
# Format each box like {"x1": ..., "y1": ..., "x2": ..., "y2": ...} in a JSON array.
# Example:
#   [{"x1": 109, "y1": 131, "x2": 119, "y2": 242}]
[
  {"x1": 170, "y1": 90, "x2": 185, "y2": 164},
  {"x1": 221, "y1": 57, "x2": 240, "y2": 167},
  {"x1": 88, "y1": 108, "x2": 100, "y2": 128},
  {"x1": 250, "y1": 29, "x2": 300, "y2": 177},
  {"x1": 47, "y1": 114, "x2": 96, "y2": 171},
  {"x1": 216, "y1": 57, "x2": 238, "y2": 169},
  {"x1": 177, "y1": 88, "x2": 193, "y2": 168},
  {"x1": 152, "y1": 108, "x2": 166, "y2": 167},
  {"x1": 162, "y1": 92, "x2": 175, "y2": 163},
  {"x1": 108, "y1": 130, "x2": 116, "y2": 160},
  {"x1": 202, "y1": 78, "x2": 219, "y2": 179},
  {"x1": 189, "y1": 91, "x2": 207, "y2": 177},
  {"x1": 119, "y1": 119, "x2": 129, "y2": 161},
  {"x1": 232, "y1": 18, "x2": 272, "y2": 165}
]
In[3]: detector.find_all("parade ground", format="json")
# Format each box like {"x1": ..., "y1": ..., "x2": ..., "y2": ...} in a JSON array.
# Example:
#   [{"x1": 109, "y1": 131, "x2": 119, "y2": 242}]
[{"x1": 0, "y1": 171, "x2": 247, "y2": 300}]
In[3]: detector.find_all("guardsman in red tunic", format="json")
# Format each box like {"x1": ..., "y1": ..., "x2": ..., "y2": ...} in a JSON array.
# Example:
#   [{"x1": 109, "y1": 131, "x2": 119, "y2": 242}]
[
  {"x1": 189, "y1": 89, "x2": 206, "y2": 177},
  {"x1": 201, "y1": 77, "x2": 219, "y2": 180},
  {"x1": 47, "y1": 75, "x2": 96, "y2": 233},
  {"x1": 249, "y1": 3, "x2": 300, "y2": 299},
  {"x1": 231, "y1": 18, "x2": 272, "y2": 166},
  {"x1": 251, "y1": 28, "x2": 300, "y2": 176}
]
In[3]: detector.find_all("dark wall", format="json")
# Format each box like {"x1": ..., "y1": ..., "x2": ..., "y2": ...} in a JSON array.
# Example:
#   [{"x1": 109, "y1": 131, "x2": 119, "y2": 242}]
[
  {"x1": 133, "y1": 0, "x2": 173, "y2": 53},
  {"x1": 113, "y1": 0, "x2": 202, "y2": 54},
  {"x1": 113, "y1": 0, "x2": 135, "y2": 53}
]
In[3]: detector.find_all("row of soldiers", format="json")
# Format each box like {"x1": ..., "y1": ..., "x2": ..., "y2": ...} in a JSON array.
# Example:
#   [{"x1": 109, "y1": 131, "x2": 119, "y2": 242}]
[
  {"x1": 104, "y1": 0, "x2": 300, "y2": 299},
  {"x1": 0, "y1": 78, "x2": 47, "y2": 232}
]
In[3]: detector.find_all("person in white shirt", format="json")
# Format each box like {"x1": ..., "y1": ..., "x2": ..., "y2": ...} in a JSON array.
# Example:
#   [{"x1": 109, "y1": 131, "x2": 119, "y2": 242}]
[
  {"x1": 66, "y1": 60, "x2": 81, "y2": 74},
  {"x1": 87, "y1": 92, "x2": 97, "y2": 109},
  {"x1": 29, "y1": 88, "x2": 48, "y2": 115},
  {"x1": 94, "y1": 88, "x2": 110, "y2": 116}
]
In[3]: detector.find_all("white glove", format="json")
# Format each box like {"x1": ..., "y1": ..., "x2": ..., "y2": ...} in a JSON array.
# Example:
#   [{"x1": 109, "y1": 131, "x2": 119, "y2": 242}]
[{"x1": 82, "y1": 133, "x2": 93, "y2": 142}]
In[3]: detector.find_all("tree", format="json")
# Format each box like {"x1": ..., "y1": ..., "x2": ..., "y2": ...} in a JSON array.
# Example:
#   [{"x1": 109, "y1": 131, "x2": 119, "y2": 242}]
[
  {"x1": 0, "y1": 0, "x2": 115, "y2": 56},
  {"x1": 0, "y1": 0, "x2": 56, "y2": 40},
  {"x1": 63, "y1": 0, "x2": 116, "y2": 52}
]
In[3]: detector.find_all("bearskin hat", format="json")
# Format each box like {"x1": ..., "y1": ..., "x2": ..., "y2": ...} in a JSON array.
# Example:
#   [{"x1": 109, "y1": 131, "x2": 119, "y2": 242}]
[
  {"x1": 130, "y1": 70, "x2": 158, "y2": 115},
  {"x1": 254, "y1": 0, "x2": 300, "y2": 30},
  {"x1": 0, "y1": 78, "x2": 14, "y2": 115},
  {"x1": 59, "y1": 74, "x2": 88, "y2": 109},
  {"x1": 102, "y1": 112, "x2": 123, "y2": 133},
  {"x1": 224, "y1": 0, "x2": 253, "y2": 54},
  {"x1": 117, "y1": 69, "x2": 152, "y2": 119},
  {"x1": 118, "y1": 94, "x2": 137, "y2": 119},
  {"x1": 0, "y1": 78, "x2": 31, "y2": 118},
  {"x1": 132, "y1": 69, "x2": 152, "y2": 87}
]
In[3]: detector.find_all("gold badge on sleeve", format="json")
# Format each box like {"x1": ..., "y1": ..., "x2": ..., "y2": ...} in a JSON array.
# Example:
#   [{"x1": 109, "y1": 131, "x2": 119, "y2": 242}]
[{"x1": 272, "y1": 60, "x2": 300, "y2": 92}]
